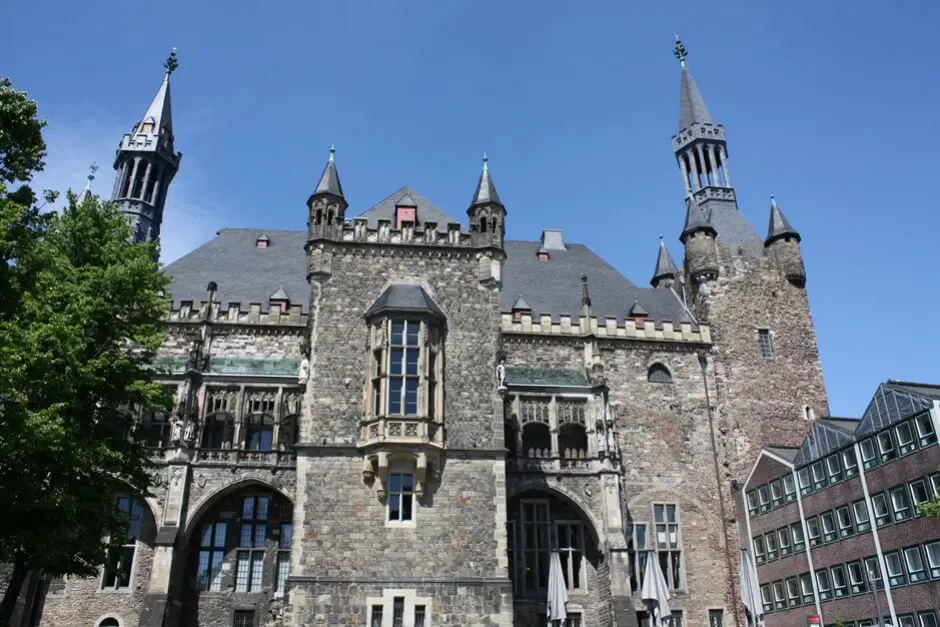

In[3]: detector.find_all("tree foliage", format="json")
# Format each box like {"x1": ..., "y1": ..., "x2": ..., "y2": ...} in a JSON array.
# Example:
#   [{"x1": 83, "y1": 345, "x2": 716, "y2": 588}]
[{"x1": 0, "y1": 76, "x2": 170, "y2": 622}]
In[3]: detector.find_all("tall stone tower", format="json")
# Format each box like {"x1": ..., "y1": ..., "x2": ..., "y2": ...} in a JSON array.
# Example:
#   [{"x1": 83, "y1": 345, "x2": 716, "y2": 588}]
[
  {"x1": 671, "y1": 37, "x2": 828, "y2": 470},
  {"x1": 111, "y1": 49, "x2": 182, "y2": 245}
]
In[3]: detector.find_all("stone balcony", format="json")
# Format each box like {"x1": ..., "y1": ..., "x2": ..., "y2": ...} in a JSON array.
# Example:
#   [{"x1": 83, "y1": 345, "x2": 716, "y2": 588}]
[
  {"x1": 195, "y1": 449, "x2": 297, "y2": 467},
  {"x1": 507, "y1": 455, "x2": 617, "y2": 476},
  {"x1": 359, "y1": 416, "x2": 444, "y2": 451}
]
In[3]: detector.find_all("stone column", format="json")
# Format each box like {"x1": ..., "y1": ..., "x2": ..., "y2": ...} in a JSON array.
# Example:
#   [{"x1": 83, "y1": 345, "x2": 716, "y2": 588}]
[
  {"x1": 127, "y1": 158, "x2": 140, "y2": 198},
  {"x1": 602, "y1": 473, "x2": 632, "y2": 626},
  {"x1": 549, "y1": 396, "x2": 559, "y2": 458},
  {"x1": 678, "y1": 154, "x2": 692, "y2": 196},
  {"x1": 695, "y1": 144, "x2": 709, "y2": 188},
  {"x1": 720, "y1": 145, "x2": 732, "y2": 187}
]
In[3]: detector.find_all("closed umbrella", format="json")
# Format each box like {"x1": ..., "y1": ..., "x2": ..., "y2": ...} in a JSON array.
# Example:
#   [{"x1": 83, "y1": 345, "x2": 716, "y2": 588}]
[
  {"x1": 641, "y1": 553, "x2": 673, "y2": 627},
  {"x1": 546, "y1": 550, "x2": 569, "y2": 626},
  {"x1": 739, "y1": 549, "x2": 764, "y2": 627}
]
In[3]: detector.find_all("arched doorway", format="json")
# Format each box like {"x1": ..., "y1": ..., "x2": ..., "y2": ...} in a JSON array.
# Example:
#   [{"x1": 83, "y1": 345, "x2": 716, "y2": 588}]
[
  {"x1": 176, "y1": 484, "x2": 293, "y2": 627},
  {"x1": 508, "y1": 490, "x2": 603, "y2": 627}
]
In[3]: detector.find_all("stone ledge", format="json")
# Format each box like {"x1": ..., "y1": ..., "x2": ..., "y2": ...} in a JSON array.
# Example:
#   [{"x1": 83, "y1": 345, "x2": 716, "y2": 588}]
[{"x1": 501, "y1": 312, "x2": 711, "y2": 344}]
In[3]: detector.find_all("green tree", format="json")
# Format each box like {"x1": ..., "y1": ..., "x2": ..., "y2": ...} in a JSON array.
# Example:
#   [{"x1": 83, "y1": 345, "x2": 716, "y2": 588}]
[
  {"x1": 0, "y1": 77, "x2": 170, "y2": 624},
  {"x1": 918, "y1": 465, "x2": 940, "y2": 519}
]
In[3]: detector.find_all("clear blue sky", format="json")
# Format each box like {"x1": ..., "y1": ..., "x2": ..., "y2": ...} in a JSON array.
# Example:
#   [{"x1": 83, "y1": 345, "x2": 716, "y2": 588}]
[{"x1": 2, "y1": 1, "x2": 937, "y2": 417}]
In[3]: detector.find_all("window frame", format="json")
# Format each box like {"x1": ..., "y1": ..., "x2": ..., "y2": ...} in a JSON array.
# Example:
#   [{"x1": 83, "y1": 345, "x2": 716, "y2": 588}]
[
  {"x1": 777, "y1": 527, "x2": 792, "y2": 556},
  {"x1": 764, "y1": 531, "x2": 778, "y2": 561},
  {"x1": 770, "y1": 480, "x2": 783, "y2": 506},
  {"x1": 914, "y1": 413, "x2": 937, "y2": 447},
  {"x1": 101, "y1": 497, "x2": 143, "y2": 591},
  {"x1": 904, "y1": 546, "x2": 927, "y2": 583},
  {"x1": 860, "y1": 438, "x2": 878, "y2": 469},
  {"x1": 847, "y1": 560, "x2": 868, "y2": 594},
  {"x1": 799, "y1": 573, "x2": 814, "y2": 604},
  {"x1": 877, "y1": 430, "x2": 897, "y2": 463},
  {"x1": 842, "y1": 448, "x2": 859, "y2": 478},
  {"x1": 871, "y1": 492, "x2": 891, "y2": 527},
  {"x1": 791, "y1": 523, "x2": 806, "y2": 552},
  {"x1": 785, "y1": 577, "x2": 800, "y2": 607},
  {"x1": 884, "y1": 551, "x2": 905, "y2": 587},
  {"x1": 815, "y1": 568, "x2": 832, "y2": 601},
  {"x1": 798, "y1": 467, "x2": 812, "y2": 495},
  {"x1": 853, "y1": 499, "x2": 872, "y2": 532},
  {"x1": 757, "y1": 329, "x2": 774, "y2": 361},
  {"x1": 919, "y1": 612, "x2": 940, "y2": 627},
  {"x1": 909, "y1": 478, "x2": 930, "y2": 510},
  {"x1": 889, "y1": 485, "x2": 913, "y2": 521},
  {"x1": 783, "y1": 474, "x2": 797, "y2": 501},
  {"x1": 772, "y1": 580, "x2": 786, "y2": 610},
  {"x1": 806, "y1": 515, "x2": 821, "y2": 546},
  {"x1": 653, "y1": 503, "x2": 683, "y2": 591},
  {"x1": 753, "y1": 535, "x2": 766, "y2": 565},
  {"x1": 830, "y1": 564, "x2": 848, "y2": 598},
  {"x1": 196, "y1": 520, "x2": 227, "y2": 592},
  {"x1": 387, "y1": 469, "x2": 416, "y2": 524},
  {"x1": 925, "y1": 541, "x2": 940, "y2": 579},
  {"x1": 826, "y1": 455, "x2": 843, "y2": 482},
  {"x1": 896, "y1": 420, "x2": 917, "y2": 455},
  {"x1": 811, "y1": 461, "x2": 827, "y2": 489},
  {"x1": 821, "y1": 510, "x2": 837, "y2": 543},
  {"x1": 836, "y1": 505, "x2": 855, "y2": 538}
]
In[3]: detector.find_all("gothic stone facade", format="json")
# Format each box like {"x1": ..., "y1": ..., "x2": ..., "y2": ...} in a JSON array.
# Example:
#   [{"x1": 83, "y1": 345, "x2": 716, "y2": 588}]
[{"x1": 28, "y1": 54, "x2": 830, "y2": 627}]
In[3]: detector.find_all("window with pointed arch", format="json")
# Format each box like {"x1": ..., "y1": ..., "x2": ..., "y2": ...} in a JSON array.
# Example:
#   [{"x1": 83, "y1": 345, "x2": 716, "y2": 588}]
[{"x1": 508, "y1": 492, "x2": 596, "y2": 598}]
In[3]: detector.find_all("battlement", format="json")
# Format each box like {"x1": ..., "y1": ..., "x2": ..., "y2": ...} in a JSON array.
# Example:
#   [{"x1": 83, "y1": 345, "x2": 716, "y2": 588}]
[
  {"x1": 309, "y1": 217, "x2": 501, "y2": 250},
  {"x1": 672, "y1": 122, "x2": 726, "y2": 150},
  {"x1": 500, "y1": 312, "x2": 711, "y2": 344},
  {"x1": 166, "y1": 300, "x2": 307, "y2": 326}
]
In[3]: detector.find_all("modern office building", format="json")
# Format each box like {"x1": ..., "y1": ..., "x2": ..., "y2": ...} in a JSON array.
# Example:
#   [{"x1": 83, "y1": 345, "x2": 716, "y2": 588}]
[{"x1": 737, "y1": 381, "x2": 940, "y2": 627}]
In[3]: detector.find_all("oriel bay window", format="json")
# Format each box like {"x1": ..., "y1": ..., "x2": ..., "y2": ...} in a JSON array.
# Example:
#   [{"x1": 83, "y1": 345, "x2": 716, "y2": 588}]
[{"x1": 364, "y1": 284, "x2": 446, "y2": 423}]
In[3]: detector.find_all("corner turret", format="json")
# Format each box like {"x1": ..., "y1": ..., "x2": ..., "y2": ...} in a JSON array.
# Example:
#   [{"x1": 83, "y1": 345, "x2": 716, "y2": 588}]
[
  {"x1": 764, "y1": 196, "x2": 806, "y2": 287},
  {"x1": 467, "y1": 154, "x2": 505, "y2": 250},
  {"x1": 651, "y1": 237, "x2": 679, "y2": 288},
  {"x1": 680, "y1": 197, "x2": 719, "y2": 284}
]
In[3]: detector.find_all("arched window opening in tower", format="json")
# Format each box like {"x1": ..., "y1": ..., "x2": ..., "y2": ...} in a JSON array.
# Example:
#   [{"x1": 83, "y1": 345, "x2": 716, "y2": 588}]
[
  {"x1": 145, "y1": 170, "x2": 160, "y2": 204},
  {"x1": 480, "y1": 217, "x2": 487, "y2": 233},
  {"x1": 315, "y1": 207, "x2": 323, "y2": 225},
  {"x1": 559, "y1": 423, "x2": 588, "y2": 459},
  {"x1": 327, "y1": 208, "x2": 334, "y2": 225},
  {"x1": 648, "y1": 363, "x2": 673, "y2": 384},
  {"x1": 521, "y1": 422, "x2": 551, "y2": 458},
  {"x1": 98, "y1": 618, "x2": 120, "y2": 627},
  {"x1": 131, "y1": 162, "x2": 147, "y2": 199},
  {"x1": 119, "y1": 162, "x2": 133, "y2": 197}
]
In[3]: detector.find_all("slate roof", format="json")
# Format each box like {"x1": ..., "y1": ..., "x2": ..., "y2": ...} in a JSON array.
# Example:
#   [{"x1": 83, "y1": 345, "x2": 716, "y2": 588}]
[
  {"x1": 470, "y1": 159, "x2": 501, "y2": 207},
  {"x1": 678, "y1": 67, "x2": 713, "y2": 132},
  {"x1": 365, "y1": 284, "x2": 445, "y2": 319},
  {"x1": 137, "y1": 71, "x2": 173, "y2": 139},
  {"x1": 651, "y1": 238, "x2": 678, "y2": 286},
  {"x1": 313, "y1": 154, "x2": 344, "y2": 199},
  {"x1": 765, "y1": 197, "x2": 800, "y2": 245},
  {"x1": 164, "y1": 189, "x2": 695, "y2": 326},
  {"x1": 357, "y1": 186, "x2": 456, "y2": 233}
]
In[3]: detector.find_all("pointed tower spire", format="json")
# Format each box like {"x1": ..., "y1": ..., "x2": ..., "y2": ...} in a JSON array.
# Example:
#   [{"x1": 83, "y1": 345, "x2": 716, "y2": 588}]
[
  {"x1": 671, "y1": 36, "x2": 762, "y2": 254},
  {"x1": 111, "y1": 48, "x2": 182, "y2": 245},
  {"x1": 680, "y1": 197, "x2": 716, "y2": 243},
  {"x1": 470, "y1": 153, "x2": 501, "y2": 207},
  {"x1": 76, "y1": 162, "x2": 98, "y2": 205},
  {"x1": 765, "y1": 195, "x2": 801, "y2": 245},
  {"x1": 307, "y1": 145, "x2": 348, "y2": 239},
  {"x1": 467, "y1": 153, "x2": 506, "y2": 249},
  {"x1": 651, "y1": 236, "x2": 679, "y2": 288},
  {"x1": 313, "y1": 145, "x2": 344, "y2": 199}
]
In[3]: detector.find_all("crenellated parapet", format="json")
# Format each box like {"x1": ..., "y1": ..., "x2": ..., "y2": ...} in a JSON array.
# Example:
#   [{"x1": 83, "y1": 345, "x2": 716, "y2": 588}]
[
  {"x1": 500, "y1": 312, "x2": 711, "y2": 344},
  {"x1": 166, "y1": 301, "x2": 307, "y2": 327},
  {"x1": 311, "y1": 217, "x2": 474, "y2": 248}
]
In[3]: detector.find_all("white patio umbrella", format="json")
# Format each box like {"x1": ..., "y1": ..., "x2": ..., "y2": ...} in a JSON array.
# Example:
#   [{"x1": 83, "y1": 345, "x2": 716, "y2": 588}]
[
  {"x1": 546, "y1": 550, "x2": 569, "y2": 626},
  {"x1": 641, "y1": 553, "x2": 673, "y2": 627},
  {"x1": 739, "y1": 549, "x2": 764, "y2": 627}
]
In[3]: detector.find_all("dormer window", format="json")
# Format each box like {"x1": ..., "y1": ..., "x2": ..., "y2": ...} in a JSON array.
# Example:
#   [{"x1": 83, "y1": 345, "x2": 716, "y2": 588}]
[
  {"x1": 628, "y1": 300, "x2": 648, "y2": 326},
  {"x1": 395, "y1": 194, "x2": 418, "y2": 229},
  {"x1": 537, "y1": 248, "x2": 550, "y2": 262},
  {"x1": 255, "y1": 232, "x2": 270, "y2": 249},
  {"x1": 511, "y1": 296, "x2": 531, "y2": 322},
  {"x1": 269, "y1": 284, "x2": 289, "y2": 313}
]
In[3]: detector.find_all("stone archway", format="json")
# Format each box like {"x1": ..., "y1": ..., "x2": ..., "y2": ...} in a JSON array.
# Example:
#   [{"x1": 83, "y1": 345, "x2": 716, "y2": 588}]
[
  {"x1": 508, "y1": 488, "x2": 606, "y2": 627},
  {"x1": 169, "y1": 481, "x2": 294, "y2": 627}
]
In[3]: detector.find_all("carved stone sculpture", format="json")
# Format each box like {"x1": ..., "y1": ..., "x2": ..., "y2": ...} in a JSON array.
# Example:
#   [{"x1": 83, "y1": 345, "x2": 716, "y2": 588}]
[{"x1": 297, "y1": 357, "x2": 310, "y2": 385}]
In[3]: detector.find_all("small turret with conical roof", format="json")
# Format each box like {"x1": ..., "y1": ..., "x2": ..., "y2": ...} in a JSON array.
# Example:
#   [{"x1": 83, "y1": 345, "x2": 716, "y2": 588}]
[
  {"x1": 680, "y1": 197, "x2": 719, "y2": 284},
  {"x1": 651, "y1": 237, "x2": 679, "y2": 288},
  {"x1": 467, "y1": 154, "x2": 505, "y2": 249},
  {"x1": 307, "y1": 145, "x2": 348, "y2": 241},
  {"x1": 764, "y1": 196, "x2": 806, "y2": 287}
]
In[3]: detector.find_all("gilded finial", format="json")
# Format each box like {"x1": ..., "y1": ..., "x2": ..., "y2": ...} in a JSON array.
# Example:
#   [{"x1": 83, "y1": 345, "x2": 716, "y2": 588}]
[
  {"x1": 329, "y1": 144, "x2": 335, "y2": 162},
  {"x1": 673, "y1": 34, "x2": 687, "y2": 69},
  {"x1": 482, "y1": 152, "x2": 488, "y2": 172},
  {"x1": 164, "y1": 47, "x2": 179, "y2": 75}
]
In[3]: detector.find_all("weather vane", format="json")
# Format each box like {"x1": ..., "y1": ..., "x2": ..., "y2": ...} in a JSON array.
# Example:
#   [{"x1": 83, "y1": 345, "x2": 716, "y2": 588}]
[
  {"x1": 87, "y1": 162, "x2": 98, "y2": 183},
  {"x1": 482, "y1": 152, "x2": 488, "y2": 171},
  {"x1": 673, "y1": 35, "x2": 687, "y2": 68},
  {"x1": 164, "y1": 47, "x2": 179, "y2": 75},
  {"x1": 329, "y1": 143, "x2": 335, "y2": 162}
]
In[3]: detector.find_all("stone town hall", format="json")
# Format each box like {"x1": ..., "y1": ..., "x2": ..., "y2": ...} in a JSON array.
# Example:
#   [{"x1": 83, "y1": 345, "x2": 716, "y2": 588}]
[{"x1": 31, "y1": 42, "x2": 829, "y2": 627}]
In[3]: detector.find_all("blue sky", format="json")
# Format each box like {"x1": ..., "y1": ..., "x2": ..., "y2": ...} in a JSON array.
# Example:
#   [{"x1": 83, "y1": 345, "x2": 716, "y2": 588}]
[{"x1": 2, "y1": 1, "x2": 937, "y2": 417}]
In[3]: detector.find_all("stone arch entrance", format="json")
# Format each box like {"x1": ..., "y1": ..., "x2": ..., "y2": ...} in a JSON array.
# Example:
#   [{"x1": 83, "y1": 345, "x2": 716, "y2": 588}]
[
  {"x1": 170, "y1": 481, "x2": 293, "y2": 627},
  {"x1": 508, "y1": 489, "x2": 607, "y2": 627}
]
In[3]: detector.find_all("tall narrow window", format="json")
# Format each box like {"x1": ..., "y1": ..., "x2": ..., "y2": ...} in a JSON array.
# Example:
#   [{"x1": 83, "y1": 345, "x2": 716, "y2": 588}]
[
  {"x1": 102, "y1": 497, "x2": 143, "y2": 590},
  {"x1": 628, "y1": 522, "x2": 650, "y2": 593},
  {"x1": 236, "y1": 496, "x2": 268, "y2": 592},
  {"x1": 392, "y1": 597, "x2": 405, "y2": 627},
  {"x1": 414, "y1": 605, "x2": 426, "y2": 627},
  {"x1": 388, "y1": 321, "x2": 420, "y2": 416},
  {"x1": 388, "y1": 471, "x2": 415, "y2": 522},
  {"x1": 275, "y1": 523, "x2": 292, "y2": 595},
  {"x1": 370, "y1": 606, "x2": 383, "y2": 627},
  {"x1": 557, "y1": 522, "x2": 585, "y2": 590},
  {"x1": 197, "y1": 521, "x2": 227, "y2": 591},
  {"x1": 654, "y1": 504, "x2": 682, "y2": 590},
  {"x1": 757, "y1": 329, "x2": 773, "y2": 361}
]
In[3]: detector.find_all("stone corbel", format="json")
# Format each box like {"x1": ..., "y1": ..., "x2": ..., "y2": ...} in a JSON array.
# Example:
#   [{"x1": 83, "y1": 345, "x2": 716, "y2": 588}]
[
  {"x1": 415, "y1": 452, "x2": 428, "y2": 501},
  {"x1": 362, "y1": 457, "x2": 375, "y2": 482},
  {"x1": 375, "y1": 452, "x2": 389, "y2": 500}
]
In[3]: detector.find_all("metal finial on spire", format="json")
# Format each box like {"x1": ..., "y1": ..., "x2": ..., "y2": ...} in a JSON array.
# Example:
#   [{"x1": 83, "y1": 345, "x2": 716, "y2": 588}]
[
  {"x1": 329, "y1": 144, "x2": 335, "y2": 162},
  {"x1": 673, "y1": 35, "x2": 687, "y2": 68},
  {"x1": 482, "y1": 152, "x2": 488, "y2": 172},
  {"x1": 86, "y1": 162, "x2": 98, "y2": 188},
  {"x1": 164, "y1": 47, "x2": 179, "y2": 75}
]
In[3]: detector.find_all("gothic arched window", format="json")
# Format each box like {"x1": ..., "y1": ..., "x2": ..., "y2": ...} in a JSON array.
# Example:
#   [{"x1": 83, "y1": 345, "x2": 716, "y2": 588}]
[{"x1": 647, "y1": 363, "x2": 673, "y2": 384}]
